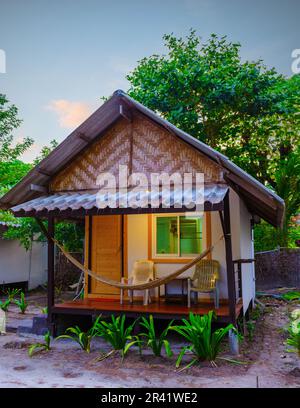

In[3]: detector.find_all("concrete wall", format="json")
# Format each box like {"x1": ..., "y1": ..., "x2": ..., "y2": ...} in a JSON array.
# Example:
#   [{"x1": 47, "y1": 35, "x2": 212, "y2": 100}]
[
  {"x1": 0, "y1": 239, "x2": 47, "y2": 290},
  {"x1": 255, "y1": 248, "x2": 300, "y2": 289}
]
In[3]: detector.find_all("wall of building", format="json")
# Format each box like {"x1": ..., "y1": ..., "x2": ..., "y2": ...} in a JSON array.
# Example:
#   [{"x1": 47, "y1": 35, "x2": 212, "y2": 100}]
[
  {"x1": 211, "y1": 190, "x2": 255, "y2": 312},
  {"x1": 210, "y1": 211, "x2": 227, "y2": 298},
  {"x1": 127, "y1": 212, "x2": 210, "y2": 299},
  {"x1": 103, "y1": 190, "x2": 255, "y2": 311},
  {"x1": 0, "y1": 239, "x2": 47, "y2": 290},
  {"x1": 239, "y1": 198, "x2": 255, "y2": 311}
]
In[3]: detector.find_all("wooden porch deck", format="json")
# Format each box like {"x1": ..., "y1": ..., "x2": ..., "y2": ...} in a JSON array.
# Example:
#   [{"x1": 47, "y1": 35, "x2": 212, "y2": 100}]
[{"x1": 53, "y1": 298, "x2": 243, "y2": 323}]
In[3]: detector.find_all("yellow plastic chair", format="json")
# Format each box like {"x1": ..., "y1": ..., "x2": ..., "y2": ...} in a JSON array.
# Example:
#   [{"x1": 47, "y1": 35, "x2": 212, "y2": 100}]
[
  {"x1": 120, "y1": 260, "x2": 155, "y2": 306},
  {"x1": 187, "y1": 259, "x2": 220, "y2": 309}
]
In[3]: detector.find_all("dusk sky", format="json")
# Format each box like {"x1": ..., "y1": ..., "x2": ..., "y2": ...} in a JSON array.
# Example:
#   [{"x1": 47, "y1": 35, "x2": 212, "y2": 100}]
[{"x1": 0, "y1": 0, "x2": 299, "y2": 162}]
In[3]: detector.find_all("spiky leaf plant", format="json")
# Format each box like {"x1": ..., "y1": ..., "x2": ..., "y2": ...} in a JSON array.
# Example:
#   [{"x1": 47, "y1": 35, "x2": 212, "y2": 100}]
[
  {"x1": 4, "y1": 288, "x2": 21, "y2": 301},
  {"x1": 14, "y1": 292, "x2": 28, "y2": 314},
  {"x1": 140, "y1": 315, "x2": 173, "y2": 357},
  {"x1": 94, "y1": 315, "x2": 140, "y2": 360},
  {"x1": 56, "y1": 316, "x2": 100, "y2": 353},
  {"x1": 28, "y1": 331, "x2": 51, "y2": 357},
  {"x1": 0, "y1": 299, "x2": 11, "y2": 312},
  {"x1": 171, "y1": 311, "x2": 234, "y2": 370}
]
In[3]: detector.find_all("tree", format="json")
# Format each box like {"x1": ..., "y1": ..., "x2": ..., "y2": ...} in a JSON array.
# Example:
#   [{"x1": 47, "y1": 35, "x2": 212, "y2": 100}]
[
  {"x1": 0, "y1": 94, "x2": 33, "y2": 196},
  {"x1": 0, "y1": 159, "x2": 31, "y2": 196},
  {"x1": 0, "y1": 137, "x2": 84, "y2": 252},
  {"x1": 127, "y1": 31, "x2": 300, "y2": 248},
  {"x1": 0, "y1": 94, "x2": 33, "y2": 161},
  {"x1": 0, "y1": 94, "x2": 84, "y2": 252}
]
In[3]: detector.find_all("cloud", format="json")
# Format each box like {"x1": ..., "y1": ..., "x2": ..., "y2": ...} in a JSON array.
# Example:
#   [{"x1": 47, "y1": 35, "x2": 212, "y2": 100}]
[{"x1": 46, "y1": 99, "x2": 92, "y2": 128}]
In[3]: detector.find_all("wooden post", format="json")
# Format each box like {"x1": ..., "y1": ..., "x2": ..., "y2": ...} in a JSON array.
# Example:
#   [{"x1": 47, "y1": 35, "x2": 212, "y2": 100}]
[
  {"x1": 47, "y1": 216, "x2": 55, "y2": 335},
  {"x1": 223, "y1": 192, "x2": 236, "y2": 325}
]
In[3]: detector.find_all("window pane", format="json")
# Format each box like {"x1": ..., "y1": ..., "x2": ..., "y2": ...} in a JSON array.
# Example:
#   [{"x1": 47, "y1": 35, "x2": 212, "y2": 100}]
[
  {"x1": 156, "y1": 216, "x2": 178, "y2": 255},
  {"x1": 179, "y1": 216, "x2": 202, "y2": 256}
]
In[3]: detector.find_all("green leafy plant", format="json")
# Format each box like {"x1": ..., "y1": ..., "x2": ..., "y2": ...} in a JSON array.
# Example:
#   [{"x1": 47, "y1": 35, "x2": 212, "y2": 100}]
[
  {"x1": 282, "y1": 291, "x2": 300, "y2": 302},
  {"x1": 246, "y1": 321, "x2": 256, "y2": 342},
  {"x1": 250, "y1": 304, "x2": 263, "y2": 321},
  {"x1": 40, "y1": 306, "x2": 48, "y2": 315},
  {"x1": 28, "y1": 331, "x2": 51, "y2": 357},
  {"x1": 139, "y1": 315, "x2": 173, "y2": 357},
  {"x1": 0, "y1": 299, "x2": 11, "y2": 312},
  {"x1": 54, "y1": 285, "x2": 63, "y2": 299},
  {"x1": 56, "y1": 316, "x2": 100, "y2": 353},
  {"x1": 171, "y1": 311, "x2": 234, "y2": 370},
  {"x1": 4, "y1": 288, "x2": 21, "y2": 301},
  {"x1": 94, "y1": 315, "x2": 140, "y2": 360},
  {"x1": 286, "y1": 309, "x2": 300, "y2": 356},
  {"x1": 14, "y1": 292, "x2": 28, "y2": 314}
]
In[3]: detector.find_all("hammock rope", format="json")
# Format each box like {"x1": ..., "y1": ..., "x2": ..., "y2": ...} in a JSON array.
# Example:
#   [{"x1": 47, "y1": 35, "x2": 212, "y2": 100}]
[{"x1": 35, "y1": 218, "x2": 224, "y2": 291}]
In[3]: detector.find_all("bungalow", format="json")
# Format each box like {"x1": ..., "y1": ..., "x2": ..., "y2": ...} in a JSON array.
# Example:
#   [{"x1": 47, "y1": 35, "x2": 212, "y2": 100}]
[{"x1": 0, "y1": 90, "x2": 284, "y2": 336}]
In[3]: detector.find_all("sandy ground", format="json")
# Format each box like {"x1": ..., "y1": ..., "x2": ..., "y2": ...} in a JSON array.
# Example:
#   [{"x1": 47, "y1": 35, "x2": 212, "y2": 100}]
[{"x1": 0, "y1": 291, "x2": 300, "y2": 388}]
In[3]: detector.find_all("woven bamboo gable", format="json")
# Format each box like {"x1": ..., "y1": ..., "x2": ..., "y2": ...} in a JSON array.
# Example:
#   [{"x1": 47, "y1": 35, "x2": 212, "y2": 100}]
[{"x1": 50, "y1": 114, "x2": 224, "y2": 192}]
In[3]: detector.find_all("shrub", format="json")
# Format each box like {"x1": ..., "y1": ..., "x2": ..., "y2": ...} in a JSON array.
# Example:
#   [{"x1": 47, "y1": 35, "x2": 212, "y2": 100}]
[
  {"x1": 56, "y1": 316, "x2": 100, "y2": 353},
  {"x1": 94, "y1": 315, "x2": 140, "y2": 360},
  {"x1": 286, "y1": 308, "x2": 300, "y2": 357},
  {"x1": 171, "y1": 311, "x2": 234, "y2": 369},
  {"x1": 28, "y1": 331, "x2": 51, "y2": 357},
  {"x1": 140, "y1": 315, "x2": 173, "y2": 357},
  {"x1": 0, "y1": 299, "x2": 10, "y2": 312},
  {"x1": 282, "y1": 291, "x2": 300, "y2": 302},
  {"x1": 4, "y1": 288, "x2": 21, "y2": 301},
  {"x1": 14, "y1": 292, "x2": 28, "y2": 314}
]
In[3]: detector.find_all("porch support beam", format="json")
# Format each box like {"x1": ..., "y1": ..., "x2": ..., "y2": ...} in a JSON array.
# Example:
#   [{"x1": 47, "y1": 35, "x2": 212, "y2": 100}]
[
  {"x1": 30, "y1": 184, "x2": 48, "y2": 193},
  {"x1": 223, "y1": 192, "x2": 236, "y2": 325},
  {"x1": 218, "y1": 210, "x2": 225, "y2": 236},
  {"x1": 47, "y1": 216, "x2": 55, "y2": 335}
]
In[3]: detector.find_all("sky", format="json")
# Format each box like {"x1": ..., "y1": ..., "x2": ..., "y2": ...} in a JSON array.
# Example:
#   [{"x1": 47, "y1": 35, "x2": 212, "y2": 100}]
[{"x1": 0, "y1": 0, "x2": 299, "y2": 162}]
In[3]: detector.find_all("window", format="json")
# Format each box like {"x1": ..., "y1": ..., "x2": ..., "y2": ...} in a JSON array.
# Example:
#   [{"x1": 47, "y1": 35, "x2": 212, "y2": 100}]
[{"x1": 154, "y1": 214, "x2": 203, "y2": 258}]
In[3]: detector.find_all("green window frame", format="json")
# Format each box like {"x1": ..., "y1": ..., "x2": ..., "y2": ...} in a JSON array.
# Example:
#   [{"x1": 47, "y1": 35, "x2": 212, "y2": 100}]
[{"x1": 153, "y1": 214, "x2": 203, "y2": 258}]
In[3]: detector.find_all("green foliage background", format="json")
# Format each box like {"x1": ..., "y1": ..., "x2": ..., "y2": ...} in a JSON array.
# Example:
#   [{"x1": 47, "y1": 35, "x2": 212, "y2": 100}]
[
  {"x1": 127, "y1": 31, "x2": 300, "y2": 250},
  {"x1": 0, "y1": 95, "x2": 84, "y2": 252}
]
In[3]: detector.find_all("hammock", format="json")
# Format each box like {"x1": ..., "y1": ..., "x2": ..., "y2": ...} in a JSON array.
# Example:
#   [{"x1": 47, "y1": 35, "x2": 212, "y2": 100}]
[{"x1": 35, "y1": 218, "x2": 223, "y2": 291}]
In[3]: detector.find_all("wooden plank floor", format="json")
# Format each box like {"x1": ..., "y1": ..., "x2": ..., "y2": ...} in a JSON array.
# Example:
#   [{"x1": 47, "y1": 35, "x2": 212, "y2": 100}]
[{"x1": 53, "y1": 298, "x2": 243, "y2": 321}]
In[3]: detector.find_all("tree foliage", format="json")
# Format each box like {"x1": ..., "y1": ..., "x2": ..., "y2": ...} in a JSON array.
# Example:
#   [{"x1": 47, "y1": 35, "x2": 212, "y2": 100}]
[
  {"x1": 0, "y1": 95, "x2": 83, "y2": 252},
  {"x1": 127, "y1": 31, "x2": 300, "y2": 249},
  {"x1": 0, "y1": 94, "x2": 33, "y2": 162}
]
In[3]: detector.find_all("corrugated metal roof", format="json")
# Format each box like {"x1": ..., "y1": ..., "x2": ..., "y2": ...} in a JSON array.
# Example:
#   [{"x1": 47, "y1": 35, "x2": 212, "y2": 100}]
[{"x1": 11, "y1": 184, "x2": 228, "y2": 215}]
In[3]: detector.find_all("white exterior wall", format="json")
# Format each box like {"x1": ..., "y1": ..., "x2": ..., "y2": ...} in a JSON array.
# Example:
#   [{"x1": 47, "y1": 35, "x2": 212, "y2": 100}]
[
  {"x1": 0, "y1": 239, "x2": 47, "y2": 290},
  {"x1": 239, "y1": 199, "x2": 255, "y2": 312},
  {"x1": 127, "y1": 213, "x2": 207, "y2": 298},
  {"x1": 210, "y1": 211, "x2": 228, "y2": 298},
  {"x1": 230, "y1": 190, "x2": 255, "y2": 312},
  {"x1": 126, "y1": 190, "x2": 255, "y2": 312},
  {"x1": 212, "y1": 190, "x2": 255, "y2": 312}
]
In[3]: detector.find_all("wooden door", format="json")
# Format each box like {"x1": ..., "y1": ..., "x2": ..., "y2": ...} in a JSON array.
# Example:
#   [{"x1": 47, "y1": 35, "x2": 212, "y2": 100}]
[{"x1": 91, "y1": 215, "x2": 122, "y2": 296}]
